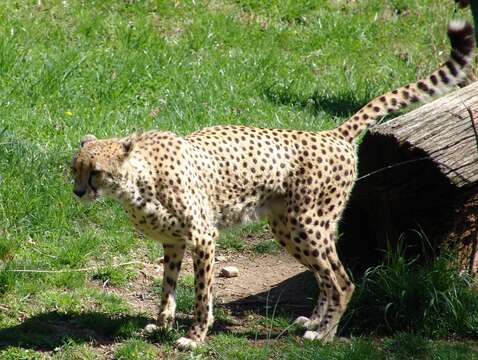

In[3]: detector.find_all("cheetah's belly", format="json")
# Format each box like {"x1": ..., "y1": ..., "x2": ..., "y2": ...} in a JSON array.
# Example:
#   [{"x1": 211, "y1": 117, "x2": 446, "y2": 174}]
[{"x1": 215, "y1": 195, "x2": 286, "y2": 229}]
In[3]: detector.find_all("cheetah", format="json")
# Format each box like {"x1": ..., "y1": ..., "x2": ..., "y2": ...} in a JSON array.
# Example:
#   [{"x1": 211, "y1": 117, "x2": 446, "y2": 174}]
[{"x1": 71, "y1": 21, "x2": 473, "y2": 349}]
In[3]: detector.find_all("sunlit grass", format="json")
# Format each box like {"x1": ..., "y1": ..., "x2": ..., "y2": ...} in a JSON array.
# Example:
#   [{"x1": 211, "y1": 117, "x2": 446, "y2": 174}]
[{"x1": 0, "y1": 0, "x2": 475, "y2": 358}]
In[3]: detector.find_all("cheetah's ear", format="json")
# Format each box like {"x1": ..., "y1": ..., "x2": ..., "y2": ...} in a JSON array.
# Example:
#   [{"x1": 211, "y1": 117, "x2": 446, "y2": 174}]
[
  {"x1": 121, "y1": 135, "x2": 136, "y2": 155},
  {"x1": 80, "y1": 134, "x2": 97, "y2": 147}
]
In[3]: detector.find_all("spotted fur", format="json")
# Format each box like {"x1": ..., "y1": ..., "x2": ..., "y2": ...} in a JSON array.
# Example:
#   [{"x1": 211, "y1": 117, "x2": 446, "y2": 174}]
[{"x1": 71, "y1": 21, "x2": 473, "y2": 349}]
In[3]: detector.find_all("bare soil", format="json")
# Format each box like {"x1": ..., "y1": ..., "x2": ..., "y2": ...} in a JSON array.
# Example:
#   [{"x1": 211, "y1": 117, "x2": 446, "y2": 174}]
[
  {"x1": 103, "y1": 250, "x2": 317, "y2": 319},
  {"x1": 213, "y1": 252, "x2": 316, "y2": 314}
]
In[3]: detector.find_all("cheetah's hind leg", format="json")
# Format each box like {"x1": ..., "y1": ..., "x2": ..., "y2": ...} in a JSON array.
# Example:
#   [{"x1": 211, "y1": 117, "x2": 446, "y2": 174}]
[
  {"x1": 268, "y1": 199, "x2": 354, "y2": 341},
  {"x1": 268, "y1": 214, "x2": 327, "y2": 331}
]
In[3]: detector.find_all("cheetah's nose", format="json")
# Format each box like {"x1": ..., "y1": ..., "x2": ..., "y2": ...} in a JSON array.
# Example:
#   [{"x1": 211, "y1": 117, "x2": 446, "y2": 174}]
[{"x1": 74, "y1": 189, "x2": 86, "y2": 198}]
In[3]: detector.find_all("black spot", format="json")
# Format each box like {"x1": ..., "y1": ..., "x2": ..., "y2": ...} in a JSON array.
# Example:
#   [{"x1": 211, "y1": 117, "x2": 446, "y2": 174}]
[
  {"x1": 451, "y1": 50, "x2": 467, "y2": 67},
  {"x1": 445, "y1": 60, "x2": 458, "y2": 76},
  {"x1": 417, "y1": 81, "x2": 429, "y2": 92},
  {"x1": 438, "y1": 69, "x2": 450, "y2": 84}
]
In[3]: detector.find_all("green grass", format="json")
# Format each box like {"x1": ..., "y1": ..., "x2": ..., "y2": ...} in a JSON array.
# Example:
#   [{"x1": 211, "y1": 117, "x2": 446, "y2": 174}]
[
  {"x1": 0, "y1": 0, "x2": 477, "y2": 358},
  {"x1": 252, "y1": 239, "x2": 282, "y2": 254},
  {"x1": 218, "y1": 221, "x2": 270, "y2": 251},
  {"x1": 91, "y1": 263, "x2": 136, "y2": 287},
  {"x1": 192, "y1": 334, "x2": 478, "y2": 360},
  {"x1": 152, "y1": 273, "x2": 196, "y2": 314},
  {"x1": 114, "y1": 339, "x2": 161, "y2": 360},
  {"x1": 344, "y1": 250, "x2": 478, "y2": 338}
]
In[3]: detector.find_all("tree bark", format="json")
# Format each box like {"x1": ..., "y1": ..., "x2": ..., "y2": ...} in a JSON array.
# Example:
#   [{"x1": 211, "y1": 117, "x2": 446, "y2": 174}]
[{"x1": 340, "y1": 82, "x2": 478, "y2": 275}]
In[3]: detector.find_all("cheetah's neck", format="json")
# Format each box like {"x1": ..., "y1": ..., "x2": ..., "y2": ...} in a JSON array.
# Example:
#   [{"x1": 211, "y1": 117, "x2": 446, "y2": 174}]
[{"x1": 109, "y1": 156, "x2": 148, "y2": 209}]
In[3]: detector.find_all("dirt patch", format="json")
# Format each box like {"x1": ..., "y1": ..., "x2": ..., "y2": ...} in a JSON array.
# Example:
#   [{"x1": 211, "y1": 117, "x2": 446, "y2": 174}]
[
  {"x1": 96, "y1": 250, "x2": 316, "y2": 318},
  {"x1": 214, "y1": 252, "x2": 315, "y2": 314}
]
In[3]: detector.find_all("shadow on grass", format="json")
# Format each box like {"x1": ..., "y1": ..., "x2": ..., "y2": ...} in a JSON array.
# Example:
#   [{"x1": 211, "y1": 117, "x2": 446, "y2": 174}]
[
  {"x1": 0, "y1": 311, "x2": 150, "y2": 351},
  {"x1": 263, "y1": 86, "x2": 365, "y2": 118},
  {"x1": 0, "y1": 271, "x2": 359, "y2": 351}
]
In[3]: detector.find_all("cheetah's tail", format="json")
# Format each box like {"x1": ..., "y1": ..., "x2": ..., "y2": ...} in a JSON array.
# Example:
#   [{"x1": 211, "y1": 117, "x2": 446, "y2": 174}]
[{"x1": 336, "y1": 20, "x2": 474, "y2": 143}]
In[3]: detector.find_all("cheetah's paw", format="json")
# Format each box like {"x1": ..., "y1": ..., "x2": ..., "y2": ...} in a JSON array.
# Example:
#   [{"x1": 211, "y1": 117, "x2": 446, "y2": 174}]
[
  {"x1": 157, "y1": 311, "x2": 175, "y2": 329},
  {"x1": 303, "y1": 330, "x2": 322, "y2": 341},
  {"x1": 176, "y1": 337, "x2": 199, "y2": 350},
  {"x1": 303, "y1": 329, "x2": 335, "y2": 342},
  {"x1": 294, "y1": 316, "x2": 309, "y2": 327},
  {"x1": 144, "y1": 323, "x2": 160, "y2": 333},
  {"x1": 294, "y1": 316, "x2": 319, "y2": 330}
]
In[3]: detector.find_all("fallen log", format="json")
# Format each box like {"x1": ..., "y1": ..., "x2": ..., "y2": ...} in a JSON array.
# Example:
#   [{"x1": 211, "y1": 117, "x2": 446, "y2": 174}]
[{"x1": 340, "y1": 81, "x2": 478, "y2": 275}]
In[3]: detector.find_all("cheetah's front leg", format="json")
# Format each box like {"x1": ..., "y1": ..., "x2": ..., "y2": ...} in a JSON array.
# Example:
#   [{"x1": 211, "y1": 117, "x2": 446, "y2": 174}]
[
  {"x1": 145, "y1": 242, "x2": 185, "y2": 333},
  {"x1": 176, "y1": 237, "x2": 215, "y2": 350},
  {"x1": 159, "y1": 242, "x2": 186, "y2": 327}
]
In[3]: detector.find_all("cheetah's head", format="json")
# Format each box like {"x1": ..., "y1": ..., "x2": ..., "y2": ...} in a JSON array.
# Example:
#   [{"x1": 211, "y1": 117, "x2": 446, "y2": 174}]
[{"x1": 71, "y1": 134, "x2": 134, "y2": 201}]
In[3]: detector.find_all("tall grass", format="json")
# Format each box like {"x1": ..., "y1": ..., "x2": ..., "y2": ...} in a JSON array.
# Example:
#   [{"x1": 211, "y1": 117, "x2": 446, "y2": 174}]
[{"x1": 345, "y1": 244, "x2": 478, "y2": 338}]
